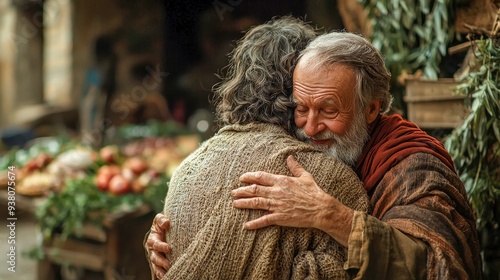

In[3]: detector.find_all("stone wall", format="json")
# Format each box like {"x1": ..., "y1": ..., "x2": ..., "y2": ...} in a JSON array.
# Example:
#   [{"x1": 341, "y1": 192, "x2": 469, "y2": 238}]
[
  {"x1": 0, "y1": 0, "x2": 165, "y2": 132},
  {"x1": 0, "y1": 2, "x2": 44, "y2": 128}
]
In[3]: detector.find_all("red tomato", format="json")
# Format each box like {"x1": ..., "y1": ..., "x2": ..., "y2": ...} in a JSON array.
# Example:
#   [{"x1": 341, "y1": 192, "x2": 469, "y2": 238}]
[
  {"x1": 108, "y1": 175, "x2": 131, "y2": 195},
  {"x1": 95, "y1": 173, "x2": 111, "y2": 191}
]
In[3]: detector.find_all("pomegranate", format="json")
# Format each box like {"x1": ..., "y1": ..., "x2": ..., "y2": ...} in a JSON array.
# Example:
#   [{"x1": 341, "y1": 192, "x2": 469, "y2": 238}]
[{"x1": 95, "y1": 165, "x2": 122, "y2": 191}]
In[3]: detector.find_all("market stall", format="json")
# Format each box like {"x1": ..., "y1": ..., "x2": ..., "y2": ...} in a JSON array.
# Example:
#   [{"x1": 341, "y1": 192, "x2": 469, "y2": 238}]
[{"x1": 0, "y1": 121, "x2": 200, "y2": 279}]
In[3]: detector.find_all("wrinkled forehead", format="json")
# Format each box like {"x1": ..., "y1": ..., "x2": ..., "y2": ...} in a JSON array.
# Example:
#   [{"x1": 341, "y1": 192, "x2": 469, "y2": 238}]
[{"x1": 292, "y1": 55, "x2": 358, "y2": 105}]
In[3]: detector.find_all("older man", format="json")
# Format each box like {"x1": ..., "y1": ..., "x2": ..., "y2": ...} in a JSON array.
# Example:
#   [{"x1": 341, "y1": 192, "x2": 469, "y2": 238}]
[
  {"x1": 146, "y1": 18, "x2": 370, "y2": 280},
  {"x1": 232, "y1": 32, "x2": 482, "y2": 279},
  {"x1": 148, "y1": 32, "x2": 482, "y2": 279}
]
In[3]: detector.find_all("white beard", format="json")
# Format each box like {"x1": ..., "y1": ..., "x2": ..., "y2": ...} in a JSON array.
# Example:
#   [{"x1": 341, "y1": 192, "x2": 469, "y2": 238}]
[{"x1": 296, "y1": 111, "x2": 370, "y2": 166}]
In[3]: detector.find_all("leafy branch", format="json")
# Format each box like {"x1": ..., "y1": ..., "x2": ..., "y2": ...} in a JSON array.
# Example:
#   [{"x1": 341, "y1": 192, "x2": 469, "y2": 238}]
[
  {"x1": 358, "y1": 0, "x2": 455, "y2": 79},
  {"x1": 444, "y1": 37, "x2": 500, "y2": 230}
]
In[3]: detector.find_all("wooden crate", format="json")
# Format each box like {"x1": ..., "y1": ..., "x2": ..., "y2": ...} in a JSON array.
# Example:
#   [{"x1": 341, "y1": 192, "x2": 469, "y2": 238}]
[
  {"x1": 37, "y1": 204, "x2": 155, "y2": 280},
  {"x1": 404, "y1": 78, "x2": 469, "y2": 129}
]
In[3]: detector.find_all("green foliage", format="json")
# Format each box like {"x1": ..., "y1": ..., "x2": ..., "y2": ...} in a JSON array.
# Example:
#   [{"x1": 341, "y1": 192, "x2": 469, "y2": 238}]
[
  {"x1": 358, "y1": 0, "x2": 499, "y2": 232},
  {"x1": 36, "y1": 174, "x2": 169, "y2": 241},
  {"x1": 358, "y1": 0, "x2": 455, "y2": 79},
  {"x1": 445, "y1": 38, "x2": 500, "y2": 230}
]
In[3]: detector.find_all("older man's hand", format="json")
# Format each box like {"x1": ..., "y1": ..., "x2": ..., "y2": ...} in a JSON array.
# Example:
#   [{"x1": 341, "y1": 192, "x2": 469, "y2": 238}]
[
  {"x1": 232, "y1": 154, "x2": 333, "y2": 230},
  {"x1": 146, "y1": 213, "x2": 171, "y2": 280},
  {"x1": 231, "y1": 155, "x2": 354, "y2": 247}
]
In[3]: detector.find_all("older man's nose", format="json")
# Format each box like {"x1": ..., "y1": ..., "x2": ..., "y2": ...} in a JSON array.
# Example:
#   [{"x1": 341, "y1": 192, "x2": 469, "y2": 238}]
[{"x1": 304, "y1": 114, "x2": 325, "y2": 136}]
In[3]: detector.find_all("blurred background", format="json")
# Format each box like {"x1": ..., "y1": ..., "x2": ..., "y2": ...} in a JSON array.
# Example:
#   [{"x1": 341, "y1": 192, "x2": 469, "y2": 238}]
[
  {"x1": 0, "y1": 0, "x2": 499, "y2": 279},
  {"x1": 0, "y1": 0, "x2": 357, "y2": 144},
  {"x1": 0, "y1": 0, "x2": 492, "y2": 142}
]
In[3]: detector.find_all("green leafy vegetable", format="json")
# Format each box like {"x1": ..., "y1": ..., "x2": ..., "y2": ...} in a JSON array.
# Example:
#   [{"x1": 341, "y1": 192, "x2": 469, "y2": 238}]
[{"x1": 36, "y1": 174, "x2": 169, "y2": 240}]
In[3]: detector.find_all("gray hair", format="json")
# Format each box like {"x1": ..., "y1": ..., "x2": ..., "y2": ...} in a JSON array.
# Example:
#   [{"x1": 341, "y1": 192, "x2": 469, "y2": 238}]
[
  {"x1": 301, "y1": 32, "x2": 392, "y2": 114},
  {"x1": 213, "y1": 16, "x2": 316, "y2": 131}
]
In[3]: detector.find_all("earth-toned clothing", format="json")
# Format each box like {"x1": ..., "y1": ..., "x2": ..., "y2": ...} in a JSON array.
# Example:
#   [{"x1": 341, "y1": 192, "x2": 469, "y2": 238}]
[
  {"x1": 162, "y1": 123, "x2": 369, "y2": 279},
  {"x1": 347, "y1": 114, "x2": 481, "y2": 279}
]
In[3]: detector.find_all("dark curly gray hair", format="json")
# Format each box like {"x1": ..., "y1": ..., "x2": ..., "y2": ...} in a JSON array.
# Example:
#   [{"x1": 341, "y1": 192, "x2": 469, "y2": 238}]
[{"x1": 213, "y1": 16, "x2": 316, "y2": 131}]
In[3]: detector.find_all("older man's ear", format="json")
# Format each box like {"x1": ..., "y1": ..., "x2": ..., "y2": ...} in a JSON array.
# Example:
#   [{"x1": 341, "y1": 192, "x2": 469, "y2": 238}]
[{"x1": 365, "y1": 99, "x2": 382, "y2": 125}]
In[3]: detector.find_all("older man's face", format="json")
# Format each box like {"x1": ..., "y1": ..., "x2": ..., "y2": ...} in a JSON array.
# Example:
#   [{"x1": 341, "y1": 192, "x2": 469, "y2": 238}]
[{"x1": 292, "y1": 56, "x2": 369, "y2": 166}]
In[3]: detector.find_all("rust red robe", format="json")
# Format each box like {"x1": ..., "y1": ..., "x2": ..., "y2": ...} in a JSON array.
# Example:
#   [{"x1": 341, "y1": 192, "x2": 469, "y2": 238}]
[{"x1": 354, "y1": 114, "x2": 482, "y2": 279}]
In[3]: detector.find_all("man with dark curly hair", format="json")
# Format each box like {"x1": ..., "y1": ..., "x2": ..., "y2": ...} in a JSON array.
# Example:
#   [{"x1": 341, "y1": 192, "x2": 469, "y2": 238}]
[{"x1": 145, "y1": 17, "x2": 370, "y2": 280}]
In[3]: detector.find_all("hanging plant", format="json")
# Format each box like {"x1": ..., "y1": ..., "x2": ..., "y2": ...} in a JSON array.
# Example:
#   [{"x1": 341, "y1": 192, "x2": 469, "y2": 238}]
[
  {"x1": 444, "y1": 37, "x2": 500, "y2": 230},
  {"x1": 358, "y1": 0, "x2": 455, "y2": 79}
]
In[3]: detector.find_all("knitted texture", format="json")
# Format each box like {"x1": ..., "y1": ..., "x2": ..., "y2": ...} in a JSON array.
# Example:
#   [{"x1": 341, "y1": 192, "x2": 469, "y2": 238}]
[{"x1": 163, "y1": 123, "x2": 370, "y2": 279}]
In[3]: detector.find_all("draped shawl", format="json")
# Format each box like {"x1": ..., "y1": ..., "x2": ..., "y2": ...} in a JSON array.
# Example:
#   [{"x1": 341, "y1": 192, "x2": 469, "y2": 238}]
[{"x1": 355, "y1": 114, "x2": 482, "y2": 279}]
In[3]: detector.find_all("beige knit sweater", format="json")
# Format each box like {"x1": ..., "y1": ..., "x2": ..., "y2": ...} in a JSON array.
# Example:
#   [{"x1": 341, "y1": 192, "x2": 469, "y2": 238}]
[{"x1": 163, "y1": 123, "x2": 369, "y2": 279}]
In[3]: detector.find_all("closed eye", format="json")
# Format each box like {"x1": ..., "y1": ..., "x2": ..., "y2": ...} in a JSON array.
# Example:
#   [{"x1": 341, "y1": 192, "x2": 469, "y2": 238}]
[
  {"x1": 295, "y1": 105, "x2": 308, "y2": 114},
  {"x1": 321, "y1": 109, "x2": 338, "y2": 114}
]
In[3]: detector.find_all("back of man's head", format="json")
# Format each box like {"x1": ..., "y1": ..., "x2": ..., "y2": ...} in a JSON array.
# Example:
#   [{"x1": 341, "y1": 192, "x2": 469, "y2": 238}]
[{"x1": 214, "y1": 16, "x2": 316, "y2": 131}]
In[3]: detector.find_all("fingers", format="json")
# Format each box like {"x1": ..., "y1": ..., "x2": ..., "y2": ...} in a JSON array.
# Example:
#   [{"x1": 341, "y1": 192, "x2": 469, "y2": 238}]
[
  {"x1": 230, "y1": 184, "x2": 274, "y2": 198},
  {"x1": 152, "y1": 239, "x2": 172, "y2": 254},
  {"x1": 147, "y1": 213, "x2": 171, "y2": 254},
  {"x1": 151, "y1": 250, "x2": 171, "y2": 270},
  {"x1": 232, "y1": 197, "x2": 273, "y2": 211},
  {"x1": 147, "y1": 229, "x2": 171, "y2": 279},
  {"x1": 147, "y1": 237, "x2": 171, "y2": 254},
  {"x1": 231, "y1": 184, "x2": 285, "y2": 211},
  {"x1": 147, "y1": 214, "x2": 171, "y2": 279},
  {"x1": 239, "y1": 171, "x2": 280, "y2": 185},
  {"x1": 146, "y1": 223, "x2": 171, "y2": 255},
  {"x1": 239, "y1": 155, "x2": 307, "y2": 186},
  {"x1": 146, "y1": 232, "x2": 159, "y2": 247},
  {"x1": 152, "y1": 264, "x2": 167, "y2": 280},
  {"x1": 243, "y1": 213, "x2": 288, "y2": 230},
  {"x1": 153, "y1": 213, "x2": 170, "y2": 230}
]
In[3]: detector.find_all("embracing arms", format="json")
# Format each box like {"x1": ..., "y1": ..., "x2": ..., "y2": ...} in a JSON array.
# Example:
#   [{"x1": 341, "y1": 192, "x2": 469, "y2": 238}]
[
  {"x1": 145, "y1": 154, "x2": 479, "y2": 279},
  {"x1": 231, "y1": 155, "x2": 428, "y2": 279},
  {"x1": 231, "y1": 155, "x2": 354, "y2": 247}
]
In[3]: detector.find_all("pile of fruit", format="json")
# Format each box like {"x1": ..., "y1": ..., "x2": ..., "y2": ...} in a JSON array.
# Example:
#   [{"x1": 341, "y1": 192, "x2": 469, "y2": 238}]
[
  {"x1": 1, "y1": 133, "x2": 201, "y2": 239},
  {"x1": 94, "y1": 145, "x2": 160, "y2": 195},
  {"x1": 1, "y1": 133, "x2": 200, "y2": 197}
]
